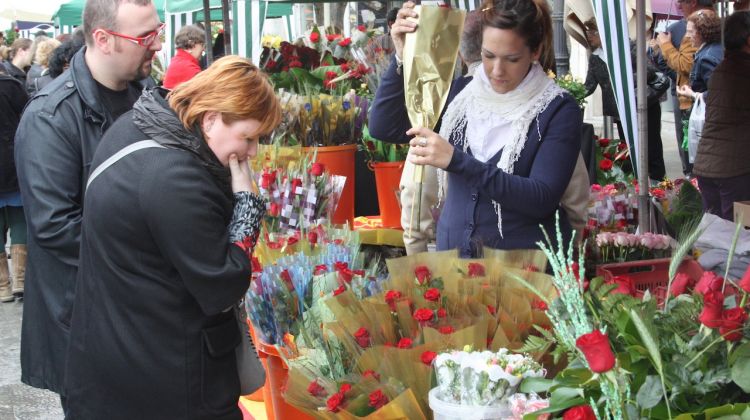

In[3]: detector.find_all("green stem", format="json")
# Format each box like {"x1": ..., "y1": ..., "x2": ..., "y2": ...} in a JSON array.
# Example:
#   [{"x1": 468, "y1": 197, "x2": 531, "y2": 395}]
[{"x1": 685, "y1": 334, "x2": 727, "y2": 369}]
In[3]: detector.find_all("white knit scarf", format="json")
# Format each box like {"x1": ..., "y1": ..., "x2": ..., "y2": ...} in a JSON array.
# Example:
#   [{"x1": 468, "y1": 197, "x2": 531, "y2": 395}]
[{"x1": 437, "y1": 62, "x2": 565, "y2": 238}]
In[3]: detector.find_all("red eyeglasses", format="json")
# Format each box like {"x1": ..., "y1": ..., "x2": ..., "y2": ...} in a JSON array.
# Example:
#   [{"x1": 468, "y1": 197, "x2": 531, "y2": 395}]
[{"x1": 98, "y1": 23, "x2": 165, "y2": 47}]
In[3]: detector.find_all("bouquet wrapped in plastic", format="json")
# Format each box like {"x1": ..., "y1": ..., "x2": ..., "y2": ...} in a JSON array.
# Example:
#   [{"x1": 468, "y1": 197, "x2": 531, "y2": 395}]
[{"x1": 433, "y1": 348, "x2": 545, "y2": 406}]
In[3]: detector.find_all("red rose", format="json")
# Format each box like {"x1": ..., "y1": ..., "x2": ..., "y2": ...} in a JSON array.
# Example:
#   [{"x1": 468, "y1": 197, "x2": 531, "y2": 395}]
[
  {"x1": 438, "y1": 325, "x2": 454, "y2": 334},
  {"x1": 421, "y1": 351, "x2": 438, "y2": 365},
  {"x1": 326, "y1": 391, "x2": 345, "y2": 412},
  {"x1": 368, "y1": 389, "x2": 389, "y2": 410},
  {"x1": 670, "y1": 272, "x2": 692, "y2": 296},
  {"x1": 310, "y1": 162, "x2": 325, "y2": 177},
  {"x1": 599, "y1": 158, "x2": 614, "y2": 171},
  {"x1": 720, "y1": 307, "x2": 748, "y2": 342},
  {"x1": 353, "y1": 327, "x2": 371, "y2": 348},
  {"x1": 307, "y1": 380, "x2": 327, "y2": 397},
  {"x1": 437, "y1": 307, "x2": 447, "y2": 318},
  {"x1": 310, "y1": 32, "x2": 320, "y2": 43},
  {"x1": 280, "y1": 269, "x2": 294, "y2": 291},
  {"x1": 362, "y1": 369, "x2": 380, "y2": 381},
  {"x1": 617, "y1": 142, "x2": 627, "y2": 151},
  {"x1": 563, "y1": 405, "x2": 597, "y2": 420},
  {"x1": 414, "y1": 265, "x2": 431, "y2": 285},
  {"x1": 341, "y1": 63, "x2": 350, "y2": 73},
  {"x1": 467, "y1": 262, "x2": 485, "y2": 277},
  {"x1": 357, "y1": 24, "x2": 366, "y2": 31},
  {"x1": 287, "y1": 235, "x2": 299, "y2": 246},
  {"x1": 424, "y1": 288, "x2": 441, "y2": 302},
  {"x1": 268, "y1": 202, "x2": 281, "y2": 217},
  {"x1": 261, "y1": 170, "x2": 276, "y2": 188},
  {"x1": 603, "y1": 152, "x2": 613, "y2": 160},
  {"x1": 576, "y1": 329, "x2": 616, "y2": 373},
  {"x1": 698, "y1": 290, "x2": 724, "y2": 328},
  {"x1": 384, "y1": 290, "x2": 402, "y2": 311},
  {"x1": 338, "y1": 268, "x2": 354, "y2": 283},
  {"x1": 332, "y1": 285, "x2": 346, "y2": 296},
  {"x1": 531, "y1": 299, "x2": 548, "y2": 311},
  {"x1": 607, "y1": 275, "x2": 636, "y2": 296},
  {"x1": 695, "y1": 271, "x2": 723, "y2": 295},
  {"x1": 325, "y1": 34, "x2": 338, "y2": 42},
  {"x1": 288, "y1": 60, "x2": 302, "y2": 68},
  {"x1": 598, "y1": 138, "x2": 610, "y2": 147},
  {"x1": 413, "y1": 308, "x2": 434, "y2": 324},
  {"x1": 740, "y1": 265, "x2": 750, "y2": 293},
  {"x1": 396, "y1": 337, "x2": 413, "y2": 349},
  {"x1": 340, "y1": 383, "x2": 352, "y2": 393},
  {"x1": 307, "y1": 231, "x2": 318, "y2": 245},
  {"x1": 314, "y1": 264, "x2": 328, "y2": 275},
  {"x1": 325, "y1": 70, "x2": 338, "y2": 79},
  {"x1": 487, "y1": 305, "x2": 497, "y2": 316},
  {"x1": 339, "y1": 37, "x2": 352, "y2": 47}
]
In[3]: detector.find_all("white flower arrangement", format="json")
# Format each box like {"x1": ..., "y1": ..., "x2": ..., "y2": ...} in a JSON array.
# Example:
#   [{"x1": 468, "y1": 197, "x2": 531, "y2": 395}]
[{"x1": 433, "y1": 348, "x2": 546, "y2": 407}]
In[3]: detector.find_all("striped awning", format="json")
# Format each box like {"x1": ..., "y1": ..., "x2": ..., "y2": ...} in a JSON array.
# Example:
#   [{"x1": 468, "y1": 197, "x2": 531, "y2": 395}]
[{"x1": 591, "y1": 0, "x2": 641, "y2": 177}]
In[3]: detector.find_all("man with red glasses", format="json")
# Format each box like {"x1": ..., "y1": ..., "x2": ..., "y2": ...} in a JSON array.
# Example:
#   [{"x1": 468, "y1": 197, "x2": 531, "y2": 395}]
[{"x1": 13, "y1": 0, "x2": 162, "y2": 412}]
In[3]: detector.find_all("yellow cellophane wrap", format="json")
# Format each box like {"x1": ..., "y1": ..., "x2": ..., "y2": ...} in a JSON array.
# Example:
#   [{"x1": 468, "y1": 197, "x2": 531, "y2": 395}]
[{"x1": 403, "y1": 6, "x2": 465, "y2": 131}]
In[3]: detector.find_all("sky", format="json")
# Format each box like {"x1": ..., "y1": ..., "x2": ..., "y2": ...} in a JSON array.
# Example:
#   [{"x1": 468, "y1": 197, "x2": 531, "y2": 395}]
[{"x1": 4, "y1": 0, "x2": 65, "y2": 17}]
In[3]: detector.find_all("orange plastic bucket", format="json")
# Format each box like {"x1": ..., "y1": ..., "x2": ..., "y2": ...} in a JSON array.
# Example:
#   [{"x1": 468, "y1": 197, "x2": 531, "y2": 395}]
[
  {"x1": 255, "y1": 341, "x2": 314, "y2": 420},
  {"x1": 303, "y1": 145, "x2": 357, "y2": 226},
  {"x1": 370, "y1": 161, "x2": 404, "y2": 229}
]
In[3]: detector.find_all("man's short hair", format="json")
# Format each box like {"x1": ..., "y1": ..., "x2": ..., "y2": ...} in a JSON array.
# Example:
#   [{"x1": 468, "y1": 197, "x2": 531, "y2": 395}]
[
  {"x1": 387, "y1": 8, "x2": 399, "y2": 26},
  {"x1": 697, "y1": 0, "x2": 715, "y2": 7},
  {"x1": 82, "y1": 0, "x2": 153, "y2": 46},
  {"x1": 460, "y1": 10, "x2": 482, "y2": 64},
  {"x1": 174, "y1": 25, "x2": 205, "y2": 50},
  {"x1": 724, "y1": 10, "x2": 750, "y2": 51}
]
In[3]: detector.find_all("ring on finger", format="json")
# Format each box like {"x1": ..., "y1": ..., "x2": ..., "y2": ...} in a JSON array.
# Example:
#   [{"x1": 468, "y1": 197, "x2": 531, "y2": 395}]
[{"x1": 419, "y1": 138, "x2": 427, "y2": 147}]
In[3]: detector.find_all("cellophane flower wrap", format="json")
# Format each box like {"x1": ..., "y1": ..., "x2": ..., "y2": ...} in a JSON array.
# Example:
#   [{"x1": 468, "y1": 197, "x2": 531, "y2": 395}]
[{"x1": 433, "y1": 348, "x2": 545, "y2": 407}]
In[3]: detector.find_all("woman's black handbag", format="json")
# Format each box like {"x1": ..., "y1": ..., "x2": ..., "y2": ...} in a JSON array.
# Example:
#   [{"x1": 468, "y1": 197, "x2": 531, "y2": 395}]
[{"x1": 235, "y1": 302, "x2": 265, "y2": 395}]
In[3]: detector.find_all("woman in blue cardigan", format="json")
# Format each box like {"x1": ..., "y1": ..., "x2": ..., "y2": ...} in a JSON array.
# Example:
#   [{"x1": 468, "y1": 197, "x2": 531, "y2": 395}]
[{"x1": 369, "y1": 0, "x2": 582, "y2": 257}]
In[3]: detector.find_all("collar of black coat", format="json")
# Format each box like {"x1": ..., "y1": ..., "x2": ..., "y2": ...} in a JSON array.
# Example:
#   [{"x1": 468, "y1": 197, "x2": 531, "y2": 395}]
[
  {"x1": 132, "y1": 87, "x2": 232, "y2": 197},
  {"x1": 69, "y1": 47, "x2": 144, "y2": 125}
]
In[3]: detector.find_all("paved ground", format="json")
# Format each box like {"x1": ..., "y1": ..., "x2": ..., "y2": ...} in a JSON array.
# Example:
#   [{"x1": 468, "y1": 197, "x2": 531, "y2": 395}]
[
  {"x1": 0, "y1": 102, "x2": 684, "y2": 420},
  {"x1": 0, "y1": 299, "x2": 63, "y2": 420}
]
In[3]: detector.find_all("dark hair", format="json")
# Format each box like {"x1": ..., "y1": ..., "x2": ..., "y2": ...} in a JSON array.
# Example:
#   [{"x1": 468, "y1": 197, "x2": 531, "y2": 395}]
[
  {"x1": 697, "y1": 0, "x2": 715, "y2": 7},
  {"x1": 724, "y1": 10, "x2": 750, "y2": 51},
  {"x1": 48, "y1": 35, "x2": 85, "y2": 78},
  {"x1": 386, "y1": 8, "x2": 399, "y2": 26},
  {"x1": 461, "y1": 10, "x2": 483, "y2": 63},
  {"x1": 83, "y1": 0, "x2": 153, "y2": 45},
  {"x1": 688, "y1": 9, "x2": 721, "y2": 44},
  {"x1": 479, "y1": 0, "x2": 552, "y2": 55}
]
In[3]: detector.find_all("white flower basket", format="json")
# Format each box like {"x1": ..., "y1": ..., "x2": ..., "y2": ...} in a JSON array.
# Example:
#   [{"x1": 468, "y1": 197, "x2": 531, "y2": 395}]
[{"x1": 429, "y1": 388, "x2": 513, "y2": 420}]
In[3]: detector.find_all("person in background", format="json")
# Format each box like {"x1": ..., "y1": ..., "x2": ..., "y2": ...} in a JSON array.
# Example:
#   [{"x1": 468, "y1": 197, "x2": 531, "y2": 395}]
[
  {"x1": 371, "y1": 0, "x2": 581, "y2": 257},
  {"x1": 65, "y1": 56, "x2": 279, "y2": 419},
  {"x1": 0, "y1": 65, "x2": 29, "y2": 303},
  {"x1": 162, "y1": 24, "x2": 205, "y2": 89},
  {"x1": 735, "y1": 0, "x2": 750, "y2": 11},
  {"x1": 26, "y1": 38, "x2": 61, "y2": 95},
  {"x1": 47, "y1": 31, "x2": 86, "y2": 78},
  {"x1": 14, "y1": 0, "x2": 162, "y2": 411},
  {"x1": 2, "y1": 38, "x2": 32, "y2": 84},
  {"x1": 26, "y1": 34, "x2": 50, "y2": 82},
  {"x1": 583, "y1": 20, "x2": 620, "y2": 134},
  {"x1": 684, "y1": 9, "x2": 723, "y2": 96},
  {"x1": 649, "y1": 0, "x2": 714, "y2": 178},
  {"x1": 372, "y1": 7, "x2": 399, "y2": 56},
  {"x1": 691, "y1": 11, "x2": 750, "y2": 221}
]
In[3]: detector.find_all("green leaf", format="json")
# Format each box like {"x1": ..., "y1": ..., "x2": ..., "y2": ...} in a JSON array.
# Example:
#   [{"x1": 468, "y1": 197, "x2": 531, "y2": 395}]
[
  {"x1": 630, "y1": 309, "x2": 664, "y2": 374},
  {"x1": 636, "y1": 375, "x2": 663, "y2": 409},
  {"x1": 554, "y1": 368, "x2": 593, "y2": 388},
  {"x1": 731, "y1": 354, "x2": 750, "y2": 393},
  {"x1": 519, "y1": 378, "x2": 553, "y2": 394}
]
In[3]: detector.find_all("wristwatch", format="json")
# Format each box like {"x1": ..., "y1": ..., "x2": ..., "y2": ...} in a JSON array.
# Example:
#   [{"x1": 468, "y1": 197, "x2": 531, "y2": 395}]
[{"x1": 395, "y1": 54, "x2": 404, "y2": 75}]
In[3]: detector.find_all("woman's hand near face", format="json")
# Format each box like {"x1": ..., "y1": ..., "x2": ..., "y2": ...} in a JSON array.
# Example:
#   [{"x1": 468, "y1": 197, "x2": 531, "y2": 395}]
[
  {"x1": 676, "y1": 84, "x2": 695, "y2": 98},
  {"x1": 228, "y1": 154, "x2": 257, "y2": 194},
  {"x1": 406, "y1": 127, "x2": 454, "y2": 169},
  {"x1": 391, "y1": 1, "x2": 418, "y2": 60}
]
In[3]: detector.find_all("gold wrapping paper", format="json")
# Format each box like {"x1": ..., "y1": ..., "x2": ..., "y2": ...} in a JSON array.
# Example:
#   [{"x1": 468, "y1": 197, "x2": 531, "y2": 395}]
[{"x1": 402, "y1": 6, "x2": 465, "y2": 234}]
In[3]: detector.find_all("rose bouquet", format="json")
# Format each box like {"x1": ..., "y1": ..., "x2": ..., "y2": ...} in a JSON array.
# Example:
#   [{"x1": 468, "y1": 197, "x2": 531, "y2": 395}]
[
  {"x1": 650, "y1": 177, "x2": 703, "y2": 238},
  {"x1": 586, "y1": 182, "x2": 638, "y2": 233},
  {"x1": 432, "y1": 348, "x2": 545, "y2": 407},
  {"x1": 516, "y1": 214, "x2": 750, "y2": 419},
  {"x1": 593, "y1": 137, "x2": 634, "y2": 186},
  {"x1": 266, "y1": 90, "x2": 369, "y2": 147},
  {"x1": 360, "y1": 125, "x2": 409, "y2": 163},
  {"x1": 595, "y1": 231, "x2": 672, "y2": 264}
]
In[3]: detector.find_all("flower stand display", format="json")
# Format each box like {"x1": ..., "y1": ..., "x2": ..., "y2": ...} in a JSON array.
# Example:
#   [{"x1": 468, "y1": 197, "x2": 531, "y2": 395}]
[{"x1": 369, "y1": 161, "x2": 404, "y2": 229}]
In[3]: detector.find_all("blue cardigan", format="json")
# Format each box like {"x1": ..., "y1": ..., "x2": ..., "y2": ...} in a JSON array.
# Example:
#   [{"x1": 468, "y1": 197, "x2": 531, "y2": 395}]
[{"x1": 369, "y1": 59, "x2": 582, "y2": 257}]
